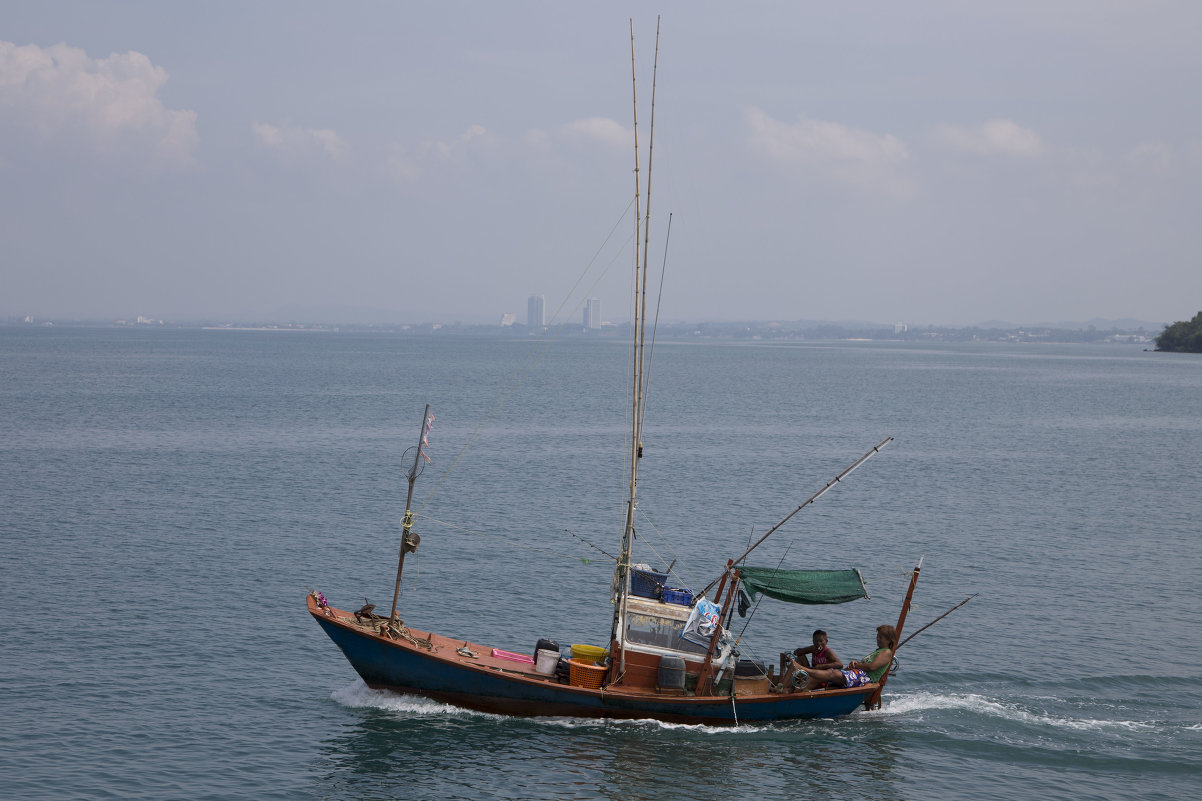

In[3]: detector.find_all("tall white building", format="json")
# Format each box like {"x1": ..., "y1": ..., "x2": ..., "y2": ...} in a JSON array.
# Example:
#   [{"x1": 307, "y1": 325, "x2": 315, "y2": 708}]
[
  {"x1": 527, "y1": 295, "x2": 546, "y2": 328},
  {"x1": 584, "y1": 298, "x2": 601, "y2": 330}
]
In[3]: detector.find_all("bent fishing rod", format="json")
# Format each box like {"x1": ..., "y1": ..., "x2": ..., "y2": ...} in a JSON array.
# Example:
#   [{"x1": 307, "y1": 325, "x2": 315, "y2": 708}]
[
  {"x1": 896, "y1": 593, "x2": 979, "y2": 650},
  {"x1": 697, "y1": 436, "x2": 893, "y2": 599}
]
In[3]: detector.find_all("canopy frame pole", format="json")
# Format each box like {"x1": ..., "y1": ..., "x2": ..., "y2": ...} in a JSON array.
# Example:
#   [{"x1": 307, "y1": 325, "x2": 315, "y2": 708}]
[{"x1": 696, "y1": 561, "x2": 738, "y2": 696}]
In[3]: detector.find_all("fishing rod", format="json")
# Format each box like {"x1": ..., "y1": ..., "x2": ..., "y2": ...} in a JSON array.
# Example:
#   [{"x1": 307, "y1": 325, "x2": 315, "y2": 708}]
[
  {"x1": 896, "y1": 593, "x2": 978, "y2": 650},
  {"x1": 640, "y1": 212, "x2": 672, "y2": 429},
  {"x1": 565, "y1": 529, "x2": 618, "y2": 562},
  {"x1": 698, "y1": 437, "x2": 893, "y2": 599}
]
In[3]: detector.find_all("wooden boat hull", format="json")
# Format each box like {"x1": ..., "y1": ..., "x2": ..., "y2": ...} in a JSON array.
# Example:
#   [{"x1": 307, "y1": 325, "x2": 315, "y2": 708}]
[{"x1": 309, "y1": 597, "x2": 875, "y2": 724}]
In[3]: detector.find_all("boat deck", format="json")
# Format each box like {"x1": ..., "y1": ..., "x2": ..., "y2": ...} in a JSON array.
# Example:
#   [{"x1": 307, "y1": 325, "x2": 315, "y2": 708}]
[
  {"x1": 314, "y1": 602, "x2": 562, "y2": 679},
  {"x1": 310, "y1": 597, "x2": 874, "y2": 703}
]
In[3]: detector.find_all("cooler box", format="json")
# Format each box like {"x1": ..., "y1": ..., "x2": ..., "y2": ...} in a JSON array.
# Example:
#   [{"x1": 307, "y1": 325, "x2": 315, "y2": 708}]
[{"x1": 662, "y1": 588, "x2": 693, "y2": 606}]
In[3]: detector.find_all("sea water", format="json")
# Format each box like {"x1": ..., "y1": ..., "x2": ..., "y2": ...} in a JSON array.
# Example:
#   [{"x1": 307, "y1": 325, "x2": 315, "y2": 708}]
[{"x1": 1, "y1": 328, "x2": 1199, "y2": 800}]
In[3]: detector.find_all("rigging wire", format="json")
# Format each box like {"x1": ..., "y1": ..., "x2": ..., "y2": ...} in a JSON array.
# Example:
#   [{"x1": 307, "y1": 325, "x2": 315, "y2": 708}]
[
  {"x1": 632, "y1": 506, "x2": 691, "y2": 589},
  {"x1": 639, "y1": 212, "x2": 672, "y2": 428},
  {"x1": 412, "y1": 196, "x2": 636, "y2": 520},
  {"x1": 415, "y1": 514, "x2": 608, "y2": 563},
  {"x1": 732, "y1": 540, "x2": 794, "y2": 645}
]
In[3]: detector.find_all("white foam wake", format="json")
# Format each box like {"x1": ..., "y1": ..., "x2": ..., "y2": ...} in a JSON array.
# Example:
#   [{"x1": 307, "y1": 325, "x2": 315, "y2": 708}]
[
  {"x1": 881, "y1": 690, "x2": 1157, "y2": 732},
  {"x1": 331, "y1": 681, "x2": 492, "y2": 718}
]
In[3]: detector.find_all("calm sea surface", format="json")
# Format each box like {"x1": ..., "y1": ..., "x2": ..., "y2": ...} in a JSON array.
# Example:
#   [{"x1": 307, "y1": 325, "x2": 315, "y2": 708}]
[{"x1": 2, "y1": 328, "x2": 1199, "y2": 800}]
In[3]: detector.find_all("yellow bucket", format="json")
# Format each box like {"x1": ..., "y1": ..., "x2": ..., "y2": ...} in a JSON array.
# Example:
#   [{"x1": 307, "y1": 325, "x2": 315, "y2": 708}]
[{"x1": 570, "y1": 644, "x2": 609, "y2": 664}]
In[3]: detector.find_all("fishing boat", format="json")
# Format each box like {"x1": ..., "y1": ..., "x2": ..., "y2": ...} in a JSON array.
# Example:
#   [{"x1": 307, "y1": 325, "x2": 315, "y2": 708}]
[{"x1": 307, "y1": 21, "x2": 920, "y2": 725}]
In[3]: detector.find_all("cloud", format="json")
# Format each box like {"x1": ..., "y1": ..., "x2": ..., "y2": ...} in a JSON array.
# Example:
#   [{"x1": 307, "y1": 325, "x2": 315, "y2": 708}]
[
  {"x1": 1126, "y1": 140, "x2": 1174, "y2": 173},
  {"x1": 385, "y1": 144, "x2": 418, "y2": 182},
  {"x1": 521, "y1": 117, "x2": 629, "y2": 152},
  {"x1": 744, "y1": 107, "x2": 911, "y2": 193},
  {"x1": 381, "y1": 124, "x2": 492, "y2": 182},
  {"x1": 252, "y1": 121, "x2": 349, "y2": 162},
  {"x1": 932, "y1": 118, "x2": 1046, "y2": 159},
  {"x1": 383, "y1": 118, "x2": 623, "y2": 185},
  {"x1": 559, "y1": 117, "x2": 628, "y2": 149},
  {"x1": 521, "y1": 128, "x2": 550, "y2": 148},
  {"x1": 1125, "y1": 139, "x2": 1173, "y2": 171},
  {"x1": 420, "y1": 124, "x2": 488, "y2": 159},
  {"x1": 0, "y1": 40, "x2": 197, "y2": 168}
]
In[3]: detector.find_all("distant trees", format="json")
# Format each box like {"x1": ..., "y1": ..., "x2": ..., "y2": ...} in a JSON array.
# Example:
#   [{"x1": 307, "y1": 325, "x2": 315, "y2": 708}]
[{"x1": 1155, "y1": 311, "x2": 1202, "y2": 353}]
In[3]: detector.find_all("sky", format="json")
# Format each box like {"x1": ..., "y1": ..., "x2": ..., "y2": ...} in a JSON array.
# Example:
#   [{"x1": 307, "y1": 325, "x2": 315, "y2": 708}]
[{"x1": 2, "y1": 2, "x2": 1200, "y2": 327}]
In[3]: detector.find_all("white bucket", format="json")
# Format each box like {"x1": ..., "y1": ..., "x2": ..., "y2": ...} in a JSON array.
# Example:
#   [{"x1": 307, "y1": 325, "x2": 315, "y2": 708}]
[{"x1": 534, "y1": 648, "x2": 559, "y2": 675}]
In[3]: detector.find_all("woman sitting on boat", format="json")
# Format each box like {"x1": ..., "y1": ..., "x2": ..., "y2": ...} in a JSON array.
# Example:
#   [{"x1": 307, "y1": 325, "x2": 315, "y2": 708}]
[{"x1": 798, "y1": 624, "x2": 896, "y2": 691}]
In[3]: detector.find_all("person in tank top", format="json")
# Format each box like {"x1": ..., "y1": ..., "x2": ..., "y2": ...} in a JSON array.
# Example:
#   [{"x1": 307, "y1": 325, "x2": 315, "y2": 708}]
[
  {"x1": 796, "y1": 624, "x2": 897, "y2": 692},
  {"x1": 793, "y1": 629, "x2": 843, "y2": 669}
]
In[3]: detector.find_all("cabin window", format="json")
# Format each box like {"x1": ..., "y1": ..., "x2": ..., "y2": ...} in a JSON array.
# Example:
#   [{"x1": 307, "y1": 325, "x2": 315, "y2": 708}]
[{"x1": 625, "y1": 613, "x2": 708, "y2": 655}]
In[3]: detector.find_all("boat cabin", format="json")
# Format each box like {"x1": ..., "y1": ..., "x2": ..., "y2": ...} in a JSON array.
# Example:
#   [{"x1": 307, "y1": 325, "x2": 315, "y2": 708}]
[{"x1": 611, "y1": 595, "x2": 717, "y2": 691}]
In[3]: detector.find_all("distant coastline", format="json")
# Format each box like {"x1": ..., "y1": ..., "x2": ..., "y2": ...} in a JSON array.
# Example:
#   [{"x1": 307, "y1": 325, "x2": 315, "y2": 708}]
[
  {"x1": 1153, "y1": 311, "x2": 1202, "y2": 353},
  {"x1": 200, "y1": 326, "x2": 335, "y2": 332},
  {"x1": 3, "y1": 316, "x2": 1167, "y2": 345}
]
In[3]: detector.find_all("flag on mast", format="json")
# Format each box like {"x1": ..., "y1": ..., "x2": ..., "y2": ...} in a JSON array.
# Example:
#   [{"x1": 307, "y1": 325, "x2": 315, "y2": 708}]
[{"x1": 420, "y1": 411, "x2": 435, "y2": 462}]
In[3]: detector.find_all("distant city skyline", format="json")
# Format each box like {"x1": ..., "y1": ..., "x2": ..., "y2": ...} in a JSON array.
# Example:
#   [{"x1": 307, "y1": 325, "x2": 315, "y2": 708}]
[
  {"x1": 527, "y1": 295, "x2": 546, "y2": 328},
  {"x1": 584, "y1": 298, "x2": 601, "y2": 330}
]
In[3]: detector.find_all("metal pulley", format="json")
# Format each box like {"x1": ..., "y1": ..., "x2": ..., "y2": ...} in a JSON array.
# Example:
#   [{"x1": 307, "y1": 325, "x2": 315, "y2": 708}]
[{"x1": 403, "y1": 531, "x2": 420, "y2": 553}]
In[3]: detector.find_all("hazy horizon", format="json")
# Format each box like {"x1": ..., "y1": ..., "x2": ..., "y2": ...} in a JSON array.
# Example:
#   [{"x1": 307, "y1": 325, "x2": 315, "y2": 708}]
[
  {"x1": 5, "y1": 307, "x2": 1172, "y2": 333},
  {"x1": 4, "y1": 3, "x2": 1200, "y2": 327}
]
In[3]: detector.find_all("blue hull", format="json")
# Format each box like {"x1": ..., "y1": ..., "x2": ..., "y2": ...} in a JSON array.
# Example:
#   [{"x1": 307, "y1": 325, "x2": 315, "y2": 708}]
[{"x1": 312, "y1": 606, "x2": 874, "y2": 724}]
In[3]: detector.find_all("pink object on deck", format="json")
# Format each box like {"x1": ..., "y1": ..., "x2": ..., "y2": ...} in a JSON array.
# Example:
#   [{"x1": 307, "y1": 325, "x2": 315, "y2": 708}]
[{"x1": 491, "y1": 648, "x2": 535, "y2": 664}]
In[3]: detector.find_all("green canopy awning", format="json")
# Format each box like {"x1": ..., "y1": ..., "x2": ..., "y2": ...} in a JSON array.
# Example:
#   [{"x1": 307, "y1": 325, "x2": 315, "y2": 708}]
[{"x1": 739, "y1": 567, "x2": 868, "y2": 605}]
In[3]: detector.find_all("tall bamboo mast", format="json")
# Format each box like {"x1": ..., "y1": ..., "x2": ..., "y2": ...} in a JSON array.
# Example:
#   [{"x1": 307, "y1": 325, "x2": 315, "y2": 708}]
[
  {"x1": 637, "y1": 18, "x2": 660, "y2": 431},
  {"x1": 610, "y1": 18, "x2": 660, "y2": 675}
]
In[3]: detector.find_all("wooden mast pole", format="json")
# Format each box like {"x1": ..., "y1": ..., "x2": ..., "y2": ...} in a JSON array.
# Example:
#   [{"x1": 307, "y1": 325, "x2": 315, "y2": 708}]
[
  {"x1": 865, "y1": 555, "x2": 922, "y2": 709},
  {"x1": 637, "y1": 15, "x2": 660, "y2": 411},
  {"x1": 608, "y1": 19, "x2": 644, "y2": 675},
  {"x1": 390, "y1": 403, "x2": 430, "y2": 622},
  {"x1": 610, "y1": 16, "x2": 662, "y2": 683}
]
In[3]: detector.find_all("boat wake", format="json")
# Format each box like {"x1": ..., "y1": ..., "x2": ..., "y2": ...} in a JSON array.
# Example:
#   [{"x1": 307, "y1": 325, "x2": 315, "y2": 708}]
[
  {"x1": 331, "y1": 681, "x2": 493, "y2": 719},
  {"x1": 882, "y1": 690, "x2": 1160, "y2": 733},
  {"x1": 537, "y1": 715, "x2": 789, "y2": 736}
]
